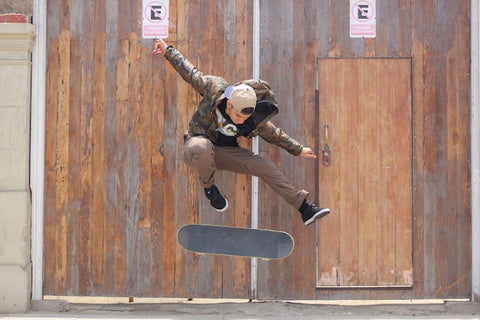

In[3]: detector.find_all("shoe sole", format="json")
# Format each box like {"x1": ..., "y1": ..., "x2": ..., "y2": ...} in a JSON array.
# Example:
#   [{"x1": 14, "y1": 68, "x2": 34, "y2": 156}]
[
  {"x1": 213, "y1": 199, "x2": 229, "y2": 212},
  {"x1": 304, "y1": 208, "x2": 331, "y2": 226}
]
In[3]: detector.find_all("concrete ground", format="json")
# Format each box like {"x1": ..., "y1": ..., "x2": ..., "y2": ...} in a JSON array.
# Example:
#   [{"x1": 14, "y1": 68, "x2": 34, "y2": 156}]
[{"x1": 1, "y1": 298, "x2": 480, "y2": 320}]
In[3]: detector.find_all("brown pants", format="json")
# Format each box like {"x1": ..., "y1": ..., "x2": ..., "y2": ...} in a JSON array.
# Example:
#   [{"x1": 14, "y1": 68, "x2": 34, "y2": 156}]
[{"x1": 181, "y1": 136, "x2": 308, "y2": 210}]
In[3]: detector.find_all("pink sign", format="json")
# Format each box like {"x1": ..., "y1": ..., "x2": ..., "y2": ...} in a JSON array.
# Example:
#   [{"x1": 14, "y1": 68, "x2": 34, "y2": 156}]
[
  {"x1": 142, "y1": 0, "x2": 169, "y2": 39},
  {"x1": 350, "y1": 0, "x2": 376, "y2": 38}
]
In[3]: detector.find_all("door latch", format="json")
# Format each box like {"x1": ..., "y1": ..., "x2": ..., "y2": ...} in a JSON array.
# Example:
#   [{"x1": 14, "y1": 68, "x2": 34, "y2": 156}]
[{"x1": 322, "y1": 123, "x2": 331, "y2": 166}]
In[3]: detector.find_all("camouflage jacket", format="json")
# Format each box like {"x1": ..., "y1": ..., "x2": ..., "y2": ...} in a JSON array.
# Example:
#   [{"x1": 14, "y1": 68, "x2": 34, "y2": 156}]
[{"x1": 164, "y1": 46, "x2": 304, "y2": 156}]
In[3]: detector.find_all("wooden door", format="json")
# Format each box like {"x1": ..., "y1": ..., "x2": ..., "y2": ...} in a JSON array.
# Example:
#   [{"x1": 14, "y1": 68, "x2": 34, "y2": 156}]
[{"x1": 316, "y1": 58, "x2": 413, "y2": 288}]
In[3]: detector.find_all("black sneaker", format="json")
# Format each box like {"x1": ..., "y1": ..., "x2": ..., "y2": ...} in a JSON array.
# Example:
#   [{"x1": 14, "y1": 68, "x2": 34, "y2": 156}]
[
  {"x1": 204, "y1": 185, "x2": 228, "y2": 212},
  {"x1": 299, "y1": 200, "x2": 331, "y2": 226}
]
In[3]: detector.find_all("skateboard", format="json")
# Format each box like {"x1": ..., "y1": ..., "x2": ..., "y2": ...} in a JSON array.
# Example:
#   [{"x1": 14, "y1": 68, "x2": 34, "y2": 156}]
[{"x1": 177, "y1": 224, "x2": 294, "y2": 259}]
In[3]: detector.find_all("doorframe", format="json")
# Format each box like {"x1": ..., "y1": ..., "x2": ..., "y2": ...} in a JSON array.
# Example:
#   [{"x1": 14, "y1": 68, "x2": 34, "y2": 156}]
[{"x1": 471, "y1": 0, "x2": 480, "y2": 303}]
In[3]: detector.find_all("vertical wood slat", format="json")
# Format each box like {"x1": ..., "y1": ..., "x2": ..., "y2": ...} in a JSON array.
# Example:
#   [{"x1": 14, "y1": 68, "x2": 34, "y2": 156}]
[
  {"x1": 257, "y1": 0, "x2": 304, "y2": 300},
  {"x1": 392, "y1": 59, "x2": 414, "y2": 286},
  {"x1": 54, "y1": 27, "x2": 71, "y2": 294},
  {"x1": 104, "y1": 0, "x2": 120, "y2": 296},
  {"x1": 44, "y1": 0, "x2": 60, "y2": 295},
  {"x1": 376, "y1": 60, "x2": 395, "y2": 286},
  {"x1": 66, "y1": 0, "x2": 81, "y2": 295},
  {"x1": 292, "y1": 0, "x2": 319, "y2": 299},
  {"x1": 74, "y1": 0, "x2": 95, "y2": 295},
  {"x1": 338, "y1": 60, "x2": 359, "y2": 286},
  {"x1": 450, "y1": 0, "x2": 471, "y2": 296},
  {"x1": 357, "y1": 59, "x2": 379, "y2": 286},
  {"x1": 91, "y1": 0, "x2": 107, "y2": 295},
  {"x1": 410, "y1": 0, "x2": 427, "y2": 298},
  {"x1": 318, "y1": 59, "x2": 342, "y2": 286},
  {"x1": 172, "y1": 0, "x2": 190, "y2": 299}
]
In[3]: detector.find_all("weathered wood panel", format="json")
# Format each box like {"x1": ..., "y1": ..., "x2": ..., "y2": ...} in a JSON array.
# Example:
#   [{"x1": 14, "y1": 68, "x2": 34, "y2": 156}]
[
  {"x1": 44, "y1": 0, "x2": 254, "y2": 298},
  {"x1": 258, "y1": 0, "x2": 470, "y2": 299},
  {"x1": 44, "y1": 0, "x2": 470, "y2": 300}
]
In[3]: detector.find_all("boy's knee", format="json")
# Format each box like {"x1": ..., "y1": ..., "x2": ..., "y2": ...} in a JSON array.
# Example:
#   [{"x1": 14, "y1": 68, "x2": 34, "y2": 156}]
[{"x1": 182, "y1": 137, "x2": 214, "y2": 162}]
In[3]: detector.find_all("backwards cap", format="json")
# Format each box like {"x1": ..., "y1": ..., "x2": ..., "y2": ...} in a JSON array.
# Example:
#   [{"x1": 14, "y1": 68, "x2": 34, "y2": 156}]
[{"x1": 225, "y1": 83, "x2": 257, "y2": 115}]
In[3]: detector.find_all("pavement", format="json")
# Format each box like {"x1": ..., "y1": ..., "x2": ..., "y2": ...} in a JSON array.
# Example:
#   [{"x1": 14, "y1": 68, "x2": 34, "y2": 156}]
[{"x1": 1, "y1": 298, "x2": 480, "y2": 320}]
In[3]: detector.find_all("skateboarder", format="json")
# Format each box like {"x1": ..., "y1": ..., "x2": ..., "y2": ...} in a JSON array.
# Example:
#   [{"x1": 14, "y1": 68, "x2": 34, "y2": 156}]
[{"x1": 153, "y1": 39, "x2": 330, "y2": 226}]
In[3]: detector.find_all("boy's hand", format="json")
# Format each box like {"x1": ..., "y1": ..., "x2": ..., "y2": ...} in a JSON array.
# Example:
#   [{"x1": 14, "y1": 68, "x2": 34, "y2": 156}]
[
  {"x1": 299, "y1": 147, "x2": 317, "y2": 159},
  {"x1": 153, "y1": 38, "x2": 168, "y2": 55}
]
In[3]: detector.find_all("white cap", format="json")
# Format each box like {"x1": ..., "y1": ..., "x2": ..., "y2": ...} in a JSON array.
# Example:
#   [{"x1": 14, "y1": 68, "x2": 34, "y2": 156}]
[{"x1": 225, "y1": 83, "x2": 257, "y2": 115}]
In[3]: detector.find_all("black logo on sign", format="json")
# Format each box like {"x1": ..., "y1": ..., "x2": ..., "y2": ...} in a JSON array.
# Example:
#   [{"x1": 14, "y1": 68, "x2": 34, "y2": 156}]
[
  {"x1": 357, "y1": 4, "x2": 370, "y2": 19},
  {"x1": 150, "y1": 5, "x2": 163, "y2": 20}
]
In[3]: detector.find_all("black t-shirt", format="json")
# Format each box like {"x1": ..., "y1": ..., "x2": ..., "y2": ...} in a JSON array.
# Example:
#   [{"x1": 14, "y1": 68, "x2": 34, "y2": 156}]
[
  {"x1": 214, "y1": 100, "x2": 257, "y2": 147},
  {"x1": 213, "y1": 99, "x2": 276, "y2": 147}
]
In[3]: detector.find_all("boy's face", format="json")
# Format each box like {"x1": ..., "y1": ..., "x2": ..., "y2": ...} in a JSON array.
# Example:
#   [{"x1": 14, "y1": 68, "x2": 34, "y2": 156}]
[{"x1": 226, "y1": 100, "x2": 252, "y2": 124}]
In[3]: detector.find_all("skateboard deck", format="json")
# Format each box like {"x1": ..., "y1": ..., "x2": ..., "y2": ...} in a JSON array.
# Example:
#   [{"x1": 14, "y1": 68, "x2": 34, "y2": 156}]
[{"x1": 177, "y1": 224, "x2": 294, "y2": 259}]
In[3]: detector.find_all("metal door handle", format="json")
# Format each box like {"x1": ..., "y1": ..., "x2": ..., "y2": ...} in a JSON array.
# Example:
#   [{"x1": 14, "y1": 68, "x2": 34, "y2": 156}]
[{"x1": 322, "y1": 123, "x2": 331, "y2": 166}]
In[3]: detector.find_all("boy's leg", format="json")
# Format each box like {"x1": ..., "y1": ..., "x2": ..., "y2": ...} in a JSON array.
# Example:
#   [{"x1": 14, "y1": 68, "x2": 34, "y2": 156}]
[
  {"x1": 181, "y1": 137, "x2": 229, "y2": 211},
  {"x1": 181, "y1": 136, "x2": 216, "y2": 188},
  {"x1": 214, "y1": 146, "x2": 308, "y2": 210}
]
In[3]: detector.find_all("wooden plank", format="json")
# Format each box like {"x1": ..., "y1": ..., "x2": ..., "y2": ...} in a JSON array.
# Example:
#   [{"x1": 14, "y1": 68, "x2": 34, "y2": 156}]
[
  {"x1": 357, "y1": 58, "x2": 378, "y2": 286},
  {"x1": 393, "y1": 59, "x2": 413, "y2": 286},
  {"x1": 256, "y1": 0, "x2": 288, "y2": 299},
  {"x1": 125, "y1": 31, "x2": 142, "y2": 296},
  {"x1": 159, "y1": 38, "x2": 177, "y2": 298},
  {"x1": 338, "y1": 59, "x2": 359, "y2": 286},
  {"x1": 172, "y1": 0, "x2": 190, "y2": 298},
  {"x1": 69, "y1": 0, "x2": 96, "y2": 295},
  {"x1": 100, "y1": 0, "x2": 119, "y2": 297},
  {"x1": 327, "y1": 0, "x2": 341, "y2": 57},
  {"x1": 375, "y1": 60, "x2": 397, "y2": 286},
  {"x1": 433, "y1": 0, "x2": 450, "y2": 296},
  {"x1": 44, "y1": 0, "x2": 61, "y2": 296},
  {"x1": 54, "y1": 28, "x2": 71, "y2": 295},
  {"x1": 397, "y1": 0, "x2": 411, "y2": 57},
  {"x1": 65, "y1": 0, "x2": 82, "y2": 295},
  {"x1": 451, "y1": 0, "x2": 471, "y2": 297},
  {"x1": 316, "y1": 0, "x2": 330, "y2": 58},
  {"x1": 112, "y1": 24, "x2": 130, "y2": 296},
  {"x1": 137, "y1": 29, "x2": 156, "y2": 296},
  {"x1": 44, "y1": 30, "x2": 59, "y2": 296},
  {"x1": 257, "y1": 0, "x2": 293, "y2": 299},
  {"x1": 410, "y1": 0, "x2": 428, "y2": 298},
  {"x1": 422, "y1": 0, "x2": 446, "y2": 296},
  {"x1": 299, "y1": 0, "x2": 323, "y2": 299},
  {"x1": 88, "y1": 0, "x2": 108, "y2": 296},
  {"x1": 150, "y1": 31, "x2": 167, "y2": 296},
  {"x1": 317, "y1": 59, "x2": 341, "y2": 286},
  {"x1": 197, "y1": 0, "x2": 223, "y2": 297},
  {"x1": 290, "y1": 0, "x2": 317, "y2": 299},
  {"x1": 375, "y1": 0, "x2": 394, "y2": 56},
  {"x1": 445, "y1": 0, "x2": 470, "y2": 297}
]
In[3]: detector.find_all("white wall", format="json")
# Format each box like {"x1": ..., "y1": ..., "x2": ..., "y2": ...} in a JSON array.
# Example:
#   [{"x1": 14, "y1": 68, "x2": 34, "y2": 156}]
[{"x1": 0, "y1": 22, "x2": 35, "y2": 313}]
